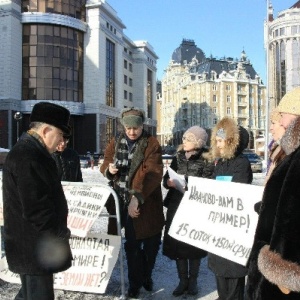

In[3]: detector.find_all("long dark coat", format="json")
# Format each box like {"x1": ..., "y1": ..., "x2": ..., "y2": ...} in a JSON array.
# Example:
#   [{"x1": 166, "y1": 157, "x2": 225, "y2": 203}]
[
  {"x1": 207, "y1": 122, "x2": 253, "y2": 278},
  {"x1": 100, "y1": 130, "x2": 165, "y2": 240},
  {"x1": 162, "y1": 148, "x2": 214, "y2": 260},
  {"x1": 52, "y1": 147, "x2": 83, "y2": 182},
  {"x1": 3, "y1": 132, "x2": 72, "y2": 275},
  {"x1": 246, "y1": 117, "x2": 300, "y2": 300}
]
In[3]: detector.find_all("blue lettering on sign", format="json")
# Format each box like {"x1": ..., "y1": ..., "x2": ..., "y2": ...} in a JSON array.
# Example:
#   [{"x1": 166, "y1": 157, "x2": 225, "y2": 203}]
[{"x1": 216, "y1": 176, "x2": 233, "y2": 181}]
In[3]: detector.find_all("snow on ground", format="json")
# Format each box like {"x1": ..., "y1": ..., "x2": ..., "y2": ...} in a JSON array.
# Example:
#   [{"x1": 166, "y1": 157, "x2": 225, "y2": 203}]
[{"x1": 0, "y1": 168, "x2": 265, "y2": 299}]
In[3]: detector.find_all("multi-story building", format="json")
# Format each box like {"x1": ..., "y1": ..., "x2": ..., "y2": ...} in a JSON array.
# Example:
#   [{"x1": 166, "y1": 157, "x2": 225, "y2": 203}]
[
  {"x1": 158, "y1": 39, "x2": 266, "y2": 152},
  {"x1": 0, "y1": 0, "x2": 158, "y2": 154},
  {"x1": 266, "y1": 0, "x2": 300, "y2": 109}
]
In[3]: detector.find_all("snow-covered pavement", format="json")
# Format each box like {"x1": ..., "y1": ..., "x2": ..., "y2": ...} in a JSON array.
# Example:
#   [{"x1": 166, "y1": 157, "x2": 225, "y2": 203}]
[{"x1": 0, "y1": 168, "x2": 265, "y2": 299}]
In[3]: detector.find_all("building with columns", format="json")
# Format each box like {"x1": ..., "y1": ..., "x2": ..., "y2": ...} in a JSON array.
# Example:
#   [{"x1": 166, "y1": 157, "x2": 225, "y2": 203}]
[
  {"x1": 157, "y1": 39, "x2": 266, "y2": 152},
  {"x1": 266, "y1": 0, "x2": 300, "y2": 109},
  {"x1": 0, "y1": 0, "x2": 158, "y2": 154}
]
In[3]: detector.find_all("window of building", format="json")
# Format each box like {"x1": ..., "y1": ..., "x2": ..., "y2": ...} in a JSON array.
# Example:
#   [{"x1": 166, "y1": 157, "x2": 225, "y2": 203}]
[
  {"x1": 22, "y1": 24, "x2": 83, "y2": 102},
  {"x1": 227, "y1": 95, "x2": 231, "y2": 103},
  {"x1": 226, "y1": 107, "x2": 231, "y2": 115},
  {"x1": 105, "y1": 117, "x2": 116, "y2": 145},
  {"x1": 22, "y1": 0, "x2": 86, "y2": 21},
  {"x1": 124, "y1": 90, "x2": 128, "y2": 100},
  {"x1": 106, "y1": 39, "x2": 115, "y2": 107},
  {"x1": 129, "y1": 92, "x2": 133, "y2": 101},
  {"x1": 213, "y1": 107, "x2": 217, "y2": 113},
  {"x1": 212, "y1": 84, "x2": 217, "y2": 91},
  {"x1": 129, "y1": 63, "x2": 133, "y2": 72},
  {"x1": 147, "y1": 69, "x2": 153, "y2": 118},
  {"x1": 124, "y1": 75, "x2": 127, "y2": 84},
  {"x1": 129, "y1": 78, "x2": 133, "y2": 87},
  {"x1": 226, "y1": 84, "x2": 231, "y2": 91},
  {"x1": 213, "y1": 94, "x2": 217, "y2": 102},
  {"x1": 124, "y1": 59, "x2": 127, "y2": 69},
  {"x1": 292, "y1": 25, "x2": 298, "y2": 34}
]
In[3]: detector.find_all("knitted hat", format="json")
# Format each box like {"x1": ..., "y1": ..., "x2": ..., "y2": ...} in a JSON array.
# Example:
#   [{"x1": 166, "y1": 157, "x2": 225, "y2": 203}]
[
  {"x1": 277, "y1": 87, "x2": 300, "y2": 116},
  {"x1": 120, "y1": 107, "x2": 145, "y2": 127},
  {"x1": 270, "y1": 108, "x2": 281, "y2": 122},
  {"x1": 183, "y1": 126, "x2": 208, "y2": 149},
  {"x1": 30, "y1": 102, "x2": 71, "y2": 134}
]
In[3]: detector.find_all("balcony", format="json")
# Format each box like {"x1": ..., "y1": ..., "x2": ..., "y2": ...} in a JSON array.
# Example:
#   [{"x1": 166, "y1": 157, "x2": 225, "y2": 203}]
[
  {"x1": 238, "y1": 113, "x2": 248, "y2": 118},
  {"x1": 238, "y1": 101, "x2": 247, "y2": 107},
  {"x1": 237, "y1": 90, "x2": 247, "y2": 96}
]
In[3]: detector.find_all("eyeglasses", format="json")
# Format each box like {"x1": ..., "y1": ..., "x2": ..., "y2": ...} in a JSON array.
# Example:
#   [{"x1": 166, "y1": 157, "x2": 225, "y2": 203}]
[
  {"x1": 182, "y1": 134, "x2": 197, "y2": 143},
  {"x1": 63, "y1": 136, "x2": 69, "y2": 144}
]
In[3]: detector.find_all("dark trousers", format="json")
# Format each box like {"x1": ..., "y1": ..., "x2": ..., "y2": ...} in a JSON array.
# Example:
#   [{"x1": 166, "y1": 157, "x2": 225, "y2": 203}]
[
  {"x1": 124, "y1": 216, "x2": 161, "y2": 290},
  {"x1": 15, "y1": 274, "x2": 54, "y2": 300},
  {"x1": 216, "y1": 276, "x2": 245, "y2": 300}
]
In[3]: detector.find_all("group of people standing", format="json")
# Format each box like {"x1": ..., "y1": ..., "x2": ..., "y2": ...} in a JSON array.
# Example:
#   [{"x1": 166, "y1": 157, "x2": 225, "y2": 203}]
[
  {"x1": 100, "y1": 88, "x2": 300, "y2": 300},
  {"x1": 2, "y1": 87, "x2": 300, "y2": 300}
]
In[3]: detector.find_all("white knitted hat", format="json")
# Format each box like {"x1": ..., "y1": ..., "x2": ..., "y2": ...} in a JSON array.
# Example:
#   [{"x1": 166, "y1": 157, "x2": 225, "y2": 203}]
[{"x1": 277, "y1": 87, "x2": 300, "y2": 116}]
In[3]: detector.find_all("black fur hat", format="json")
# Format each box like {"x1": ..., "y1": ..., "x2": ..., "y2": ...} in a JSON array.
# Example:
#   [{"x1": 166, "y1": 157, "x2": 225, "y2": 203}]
[{"x1": 30, "y1": 102, "x2": 71, "y2": 134}]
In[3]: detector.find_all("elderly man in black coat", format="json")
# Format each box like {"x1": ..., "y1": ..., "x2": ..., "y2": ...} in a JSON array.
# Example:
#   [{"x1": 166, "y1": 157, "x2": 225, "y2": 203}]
[{"x1": 2, "y1": 102, "x2": 73, "y2": 300}]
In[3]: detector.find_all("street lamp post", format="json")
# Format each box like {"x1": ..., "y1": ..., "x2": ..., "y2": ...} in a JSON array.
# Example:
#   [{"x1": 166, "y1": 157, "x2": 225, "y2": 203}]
[{"x1": 14, "y1": 112, "x2": 23, "y2": 141}]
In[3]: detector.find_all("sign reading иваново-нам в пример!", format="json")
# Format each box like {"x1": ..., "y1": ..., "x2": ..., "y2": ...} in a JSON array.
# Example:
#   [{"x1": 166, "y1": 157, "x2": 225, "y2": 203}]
[{"x1": 169, "y1": 176, "x2": 264, "y2": 266}]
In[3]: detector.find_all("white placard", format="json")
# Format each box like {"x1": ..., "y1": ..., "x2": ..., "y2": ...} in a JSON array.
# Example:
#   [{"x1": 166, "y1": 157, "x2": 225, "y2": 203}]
[
  {"x1": 63, "y1": 183, "x2": 111, "y2": 237},
  {"x1": 169, "y1": 176, "x2": 264, "y2": 266},
  {"x1": 0, "y1": 233, "x2": 121, "y2": 294}
]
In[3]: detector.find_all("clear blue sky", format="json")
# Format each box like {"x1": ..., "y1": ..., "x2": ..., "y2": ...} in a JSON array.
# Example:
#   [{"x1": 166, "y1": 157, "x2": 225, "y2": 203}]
[{"x1": 106, "y1": 0, "x2": 293, "y2": 83}]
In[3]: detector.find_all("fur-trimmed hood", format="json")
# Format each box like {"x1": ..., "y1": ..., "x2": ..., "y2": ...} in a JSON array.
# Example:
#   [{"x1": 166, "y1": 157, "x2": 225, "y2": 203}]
[
  {"x1": 281, "y1": 116, "x2": 300, "y2": 155},
  {"x1": 209, "y1": 117, "x2": 249, "y2": 160}
]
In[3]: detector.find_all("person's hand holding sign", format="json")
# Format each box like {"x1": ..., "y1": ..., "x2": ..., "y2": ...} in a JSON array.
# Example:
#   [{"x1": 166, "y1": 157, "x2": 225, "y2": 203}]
[{"x1": 167, "y1": 179, "x2": 176, "y2": 188}]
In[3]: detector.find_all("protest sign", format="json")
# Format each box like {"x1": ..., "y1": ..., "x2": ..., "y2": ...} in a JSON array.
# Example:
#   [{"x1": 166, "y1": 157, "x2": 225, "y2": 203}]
[
  {"x1": 54, "y1": 233, "x2": 121, "y2": 293},
  {"x1": 0, "y1": 233, "x2": 121, "y2": 294},
  {"x1": 169, "y1": 176, "x2": 264, "y2": 266},
  {"x1": 63, "y1": 182, "x2": 111, "y2": 237}
]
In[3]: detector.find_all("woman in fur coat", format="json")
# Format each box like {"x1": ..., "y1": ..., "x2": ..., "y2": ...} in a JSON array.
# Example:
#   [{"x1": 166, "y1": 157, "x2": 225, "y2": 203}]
[
  {"x1": 163, "y1": 126, "x2": 214, "y2": 297},
  {"x1": 207, "y1": 117, "x2": 253, "y2": 300},
  {"x1": 246, "y1": 87, "x2": 300, "y2": 300}
]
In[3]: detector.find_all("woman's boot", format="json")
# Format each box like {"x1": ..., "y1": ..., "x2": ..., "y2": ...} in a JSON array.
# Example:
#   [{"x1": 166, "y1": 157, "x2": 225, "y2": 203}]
[
  {"x1": 173, "y1": 259, "x2": 189, "y2": 296},
  {"x1": 188, "y1": 259, "x2": 201, "y2": 295}
]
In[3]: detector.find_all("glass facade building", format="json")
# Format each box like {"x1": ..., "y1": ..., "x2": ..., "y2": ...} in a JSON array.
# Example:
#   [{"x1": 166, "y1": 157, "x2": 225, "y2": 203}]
[
  {"x1": 0, "y1": 0, "x2": 158, "y2": 153},
  {"x1": 22, "y1": 24, "x2": 84, "y2": 102}
]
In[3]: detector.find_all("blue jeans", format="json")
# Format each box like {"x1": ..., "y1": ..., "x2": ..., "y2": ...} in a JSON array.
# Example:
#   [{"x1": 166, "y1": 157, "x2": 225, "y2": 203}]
[{"x1": 124, "y1": 215, "x2": 161, "y2": 290}]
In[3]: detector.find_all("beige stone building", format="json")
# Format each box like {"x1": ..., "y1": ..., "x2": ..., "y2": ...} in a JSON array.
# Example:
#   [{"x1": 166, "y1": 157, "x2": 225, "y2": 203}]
[{"x1": 157, "y1": 40, "x2": 266, "y2": 152}]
